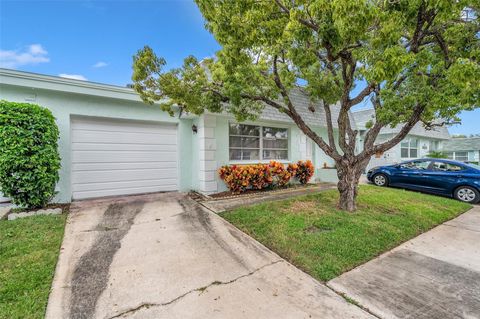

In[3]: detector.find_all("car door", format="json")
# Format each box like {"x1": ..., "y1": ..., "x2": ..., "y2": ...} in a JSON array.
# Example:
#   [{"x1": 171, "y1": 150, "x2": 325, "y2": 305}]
[
  {"x1": 422, "y1": 161, "x2": 468, "y2": 194},
  {"x1": 393, "y1": 160, "x2": 432, "y2": 189}
]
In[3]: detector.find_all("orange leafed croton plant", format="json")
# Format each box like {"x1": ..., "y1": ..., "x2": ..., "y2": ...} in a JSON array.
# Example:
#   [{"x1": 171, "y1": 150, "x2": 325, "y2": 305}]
[{"x1": 218, "y1": 160, "x2": 314, "y2": 194}]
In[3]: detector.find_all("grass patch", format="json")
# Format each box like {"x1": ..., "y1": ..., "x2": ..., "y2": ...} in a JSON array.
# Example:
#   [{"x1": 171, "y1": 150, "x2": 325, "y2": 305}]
[
  {"x1": 0, "y1": 214, "x2": 67, "y2": 319},
  {"x1": 222, "y1": 185, "x2": 471, "y2": 282}
]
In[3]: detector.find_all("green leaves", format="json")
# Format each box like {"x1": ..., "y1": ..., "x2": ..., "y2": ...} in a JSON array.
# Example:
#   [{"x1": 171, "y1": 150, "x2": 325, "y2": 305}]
[
  {"x1": 132, "y1": 0, "x2": 479, "y2": 144},
  {"x1": 0, "y1": 101, "x2": 61, "y2": 208}
]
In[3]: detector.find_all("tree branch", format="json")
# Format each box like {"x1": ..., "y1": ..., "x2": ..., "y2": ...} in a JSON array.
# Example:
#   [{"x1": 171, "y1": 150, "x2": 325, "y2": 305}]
[
  {"x1": 367, "y1": 103, "x2": 426, "y2": 157},
  {"x1": 323, "y1": 101, "x2": 337, "y2": 150}
]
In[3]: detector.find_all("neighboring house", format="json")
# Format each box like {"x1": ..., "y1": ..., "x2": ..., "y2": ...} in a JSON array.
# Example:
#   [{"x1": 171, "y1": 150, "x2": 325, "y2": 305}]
[
  {"x1": 442, "y1": 138, "x2": 480, "y2": 163},
  {"x1": 0, "y1": 68, "x2": 342, "y2": 203},
  {"x1": 352, "y1": 108, "x2": 451, "y2": 170}
]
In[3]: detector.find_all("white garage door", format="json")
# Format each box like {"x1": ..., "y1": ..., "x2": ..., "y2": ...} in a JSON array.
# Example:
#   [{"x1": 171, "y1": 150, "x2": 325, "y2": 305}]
[{"x1": 71, "y1": 117, "x2": 178, "y2": 200}]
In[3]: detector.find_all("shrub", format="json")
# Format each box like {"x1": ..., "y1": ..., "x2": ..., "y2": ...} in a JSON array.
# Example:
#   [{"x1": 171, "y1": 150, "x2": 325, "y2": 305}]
[
  {"x1": 295, "y1": 160, "x2": 315, "y2": 184},
  {"x1": 0, "y1": 101, "x2": 61, "y2": 208},
  {"x1": 218, "y1": 160, "x2": 314, "y2": 194}
]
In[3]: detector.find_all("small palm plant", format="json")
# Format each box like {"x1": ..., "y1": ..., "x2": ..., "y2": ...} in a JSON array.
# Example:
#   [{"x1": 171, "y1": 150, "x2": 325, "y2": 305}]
[{"x1": 426, "y1": 151, "x2": 448, "y2": 159}]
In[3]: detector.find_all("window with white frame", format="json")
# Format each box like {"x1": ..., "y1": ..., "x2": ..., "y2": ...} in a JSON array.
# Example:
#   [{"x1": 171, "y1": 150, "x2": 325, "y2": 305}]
[
  {"x1": 229, "y1": 123, "x2": 288, "y2": 161},
  {"x1": 454, "y1": 151, "x2": 468, "y2": 162},
  {"x1": 400, "y1": 138, "x2": 418, "y2": 158}
]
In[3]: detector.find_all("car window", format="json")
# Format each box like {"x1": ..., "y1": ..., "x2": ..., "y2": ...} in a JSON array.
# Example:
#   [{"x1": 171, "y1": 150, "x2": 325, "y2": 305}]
[
  {"x1": 432, "y1": 162, "x2": 465, "y2": 172},
  {"x1": 400, "y1": 160, "x2": 431, "y2": 170}
]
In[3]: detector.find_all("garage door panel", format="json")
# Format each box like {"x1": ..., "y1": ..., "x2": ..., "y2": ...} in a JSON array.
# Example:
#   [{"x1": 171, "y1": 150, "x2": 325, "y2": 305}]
[
  {"x1": 73, "y1": 185, "x2": 176, "y2": 200},
  {"x1": 71, "y1": 117, "x2": 179, "y2": 200},
  {"x1": 72, "y1": 161, "x2": 176, "y2": 171},
  {"x1": 72, "y1": 179, "x2": 178, "y2": 192},
  {"x1": 71, "y1": 142, "x2": 177, "y2": 152},
  {"x1": 72, "y1": 150, "x2": 177, "y2": 163},
  {"x1": 71, "y1": 118, "x2": 176, "y2": 134},
  {"x1": 73, "y1": 168, "x2": 177, "y2": 184},
  {"x1": 72, "y1": 130, "x2": 176, "y2": 145}
]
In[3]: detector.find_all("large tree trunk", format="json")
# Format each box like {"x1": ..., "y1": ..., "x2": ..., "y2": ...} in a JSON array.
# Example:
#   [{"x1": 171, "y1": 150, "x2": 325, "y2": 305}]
[{"x1": 336, "y1": 161, "x2": 367, "y2": 212}]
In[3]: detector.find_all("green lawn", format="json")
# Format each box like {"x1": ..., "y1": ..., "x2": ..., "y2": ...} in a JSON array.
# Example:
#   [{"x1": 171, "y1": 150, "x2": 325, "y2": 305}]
[
  {"x1": 0, "y1": 214, "x2": 66, "y2": 319},
  {"x1": 222, "y1": 185, "x2": 471, "y2": 282}
]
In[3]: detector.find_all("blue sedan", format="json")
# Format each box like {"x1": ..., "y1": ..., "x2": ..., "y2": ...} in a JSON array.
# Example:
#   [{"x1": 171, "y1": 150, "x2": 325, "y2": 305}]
[{"x1": 367, "y1": 158, "x2": 480, "y2": 204}]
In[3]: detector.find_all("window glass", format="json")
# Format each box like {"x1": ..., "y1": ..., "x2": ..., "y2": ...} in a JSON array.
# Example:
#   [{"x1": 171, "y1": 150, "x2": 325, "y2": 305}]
[
  {"x1": 229, "y1": 124, "x2": 260, "y2": 136},
  {"x1": 400, "y1": 160, "x2": 431, "y2": 170},
  {"x1": 263, "y1": 150, "x2": 288, "y2": 160},
  {"x1": 432, "y1": 162, "x2": 465, "y2": 172},
  {"x1": 454, "y1": 151, "x2": 468, "y2": 162},
  {"x1": 229, "y1": 124, "x2": 288, "y2": 161},
  {"x1": 400, "y1": 138, "x2": 419, "y2": 158}
]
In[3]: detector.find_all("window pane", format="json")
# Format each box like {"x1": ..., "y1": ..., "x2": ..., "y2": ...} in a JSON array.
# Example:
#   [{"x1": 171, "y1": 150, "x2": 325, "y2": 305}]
[
  {"x1": 229, "y1": 136, "x2": 242, "y2": 147},
  {"x1": 401, "y1": 148, "x2": 409, "y2": 158},
  {"x1": 413, "y1": 160, "x2": 430, "y2": 169},
  {"x1": 263, "y1": 127, "x2": 288, "y2": 139},
  {"x1": 446, "y1": 152, "x2": 454, "y2": 159},
  {"x1": 410, "y1": 149, "x2": 418, "y2": 158},
  {"x1": 410, "y1": 139, "x2": 418, "y2": 147},
  {"x1": 241, "y1": 149, "x2": 259, "y2": 160},
  {"x1": 433, "y1": 162, "x2": 464, "y2": 171},
  {"x1": 229, "y1": 124, "x2": 260, "y2": 136},
  {"x1": 401, "y1": 161, "x2": 430, "y2": 170},
  {"x1": 446, "y1": 164, "x2": 464, "y2": 171},
  {"x1": 263, "y1": 139, "x2": 288, "y2": 149},
  {"x1": 243, "y1": 137, "x2": 260, "y2": 148},
  {"x1": 401, "y1": 140, "x2": 409, "y2": 147},
  {"x1": 455, "y1": 151, "x2": 468, "y2": 161},
  {"x1": 229, "y1": 149, "x2": 242, "y2": 160},
  {"x1": 263, "y1": 150, "x2": 288, "y2": 160}
]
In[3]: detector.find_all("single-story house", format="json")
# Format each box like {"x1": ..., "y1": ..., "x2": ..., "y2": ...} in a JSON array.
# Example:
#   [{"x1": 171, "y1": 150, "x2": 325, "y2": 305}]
[
  {"x1": 352, "y1": 108, "x2": 451, "y2": 170},
  {"x1": 442, "y1": 138, "x2": 480, "y2": 163},
  {"x1": 0, "y1": 68, "x2": 342, "y2": 203}
]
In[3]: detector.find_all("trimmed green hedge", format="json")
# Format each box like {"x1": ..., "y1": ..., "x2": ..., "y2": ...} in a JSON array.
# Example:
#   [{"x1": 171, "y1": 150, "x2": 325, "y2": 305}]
[{"x1": 0, "y1": 101, "x2": 61, "y2": 208}]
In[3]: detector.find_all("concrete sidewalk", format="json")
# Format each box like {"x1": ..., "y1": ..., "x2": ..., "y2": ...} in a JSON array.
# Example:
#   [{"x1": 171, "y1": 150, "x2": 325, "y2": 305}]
[
  {"x1": 46, "y1": 192, "x2": 372, "y2": 319},
  {"x1": 328, "y1": 206, "x2": 480, "y2": 319}
]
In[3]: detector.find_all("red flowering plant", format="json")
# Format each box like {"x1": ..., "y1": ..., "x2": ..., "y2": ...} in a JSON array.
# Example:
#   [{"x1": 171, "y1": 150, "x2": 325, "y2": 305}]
[{"x1": 295, "y1": 160, "x2": 315, "y2": 184}]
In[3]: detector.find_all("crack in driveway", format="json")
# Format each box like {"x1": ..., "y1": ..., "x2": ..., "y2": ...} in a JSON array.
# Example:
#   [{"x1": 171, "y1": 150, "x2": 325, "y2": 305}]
[
  {"x1": 107, "y1": 260, "x2": 284, "y2": 319},
  {"x1": 69, "y1": 201, "x2": 144, "y2": 319}
]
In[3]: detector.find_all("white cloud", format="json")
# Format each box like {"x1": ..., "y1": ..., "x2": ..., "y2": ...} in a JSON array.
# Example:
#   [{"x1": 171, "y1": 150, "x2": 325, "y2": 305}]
[
  {"x1": 59, "y1": 73, "x2": 88, "y2": 81},
  {"x1": 0, "y1": 44, "x2": 50, "y2": 69},
  {"x1": 93, "y1": 61, "x2": 108, "y2": 68}
]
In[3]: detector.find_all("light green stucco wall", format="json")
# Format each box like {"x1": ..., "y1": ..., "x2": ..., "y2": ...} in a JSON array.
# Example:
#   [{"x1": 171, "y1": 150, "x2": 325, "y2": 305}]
[
  {"x1": 212, "y1": 116, "x2": 338, "y2": 192},
  {"x1": 0, "y1": 84, "x2": 194, "y2": 203}
]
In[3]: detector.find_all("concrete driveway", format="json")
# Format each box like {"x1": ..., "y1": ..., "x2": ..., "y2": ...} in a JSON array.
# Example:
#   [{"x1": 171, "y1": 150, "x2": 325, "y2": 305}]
[
  {"x1": 46, "y1": 192, "x2": 372, "y2": 319},
  {"x1": 328, "y1": 207, "x2": 480, "y2": 319}
]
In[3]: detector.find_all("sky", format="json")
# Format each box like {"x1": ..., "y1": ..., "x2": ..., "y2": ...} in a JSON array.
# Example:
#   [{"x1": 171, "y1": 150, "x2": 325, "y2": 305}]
[{"x1": 0, "y1": 0, "x2": 478, "y2": 135}]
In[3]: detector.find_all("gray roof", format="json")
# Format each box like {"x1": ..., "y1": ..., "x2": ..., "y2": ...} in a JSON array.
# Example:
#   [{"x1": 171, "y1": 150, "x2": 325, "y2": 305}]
[
  {"x1": 257, "y1": 87, "x2": 343, "y2": 128},
  {"x1": 351, "y1": 108, "x2": 451, "y2": 140},
  {"x1": 442, "y1": 138, "x2": 480, "y2": 152}
]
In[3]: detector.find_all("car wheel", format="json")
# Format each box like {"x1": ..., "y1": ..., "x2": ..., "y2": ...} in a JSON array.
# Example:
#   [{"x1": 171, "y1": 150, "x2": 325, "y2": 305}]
[
  {"x1": 454, "y1": 186, "x2": 480, "y2": 204},
  {"x1": 373, "y1": 173, "x2": 388, "y2": 187}
]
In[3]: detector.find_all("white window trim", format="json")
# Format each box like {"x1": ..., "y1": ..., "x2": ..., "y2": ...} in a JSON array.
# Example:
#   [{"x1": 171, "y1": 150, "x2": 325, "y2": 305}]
[
  {"x1": 400, "y1": 138, "x2": 419, "y2": 159},
  {"x1": 229, "y1": 122, "x2": 290, "y2": 162},
  {"x1": 450, "y1": 151, "x2": 468, "y2": 162}
]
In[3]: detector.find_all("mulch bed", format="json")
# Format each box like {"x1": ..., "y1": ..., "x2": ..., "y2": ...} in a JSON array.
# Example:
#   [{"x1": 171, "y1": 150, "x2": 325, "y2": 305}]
[{"x1": 208, "y1": 183, "x2": 319, "y2": 200}]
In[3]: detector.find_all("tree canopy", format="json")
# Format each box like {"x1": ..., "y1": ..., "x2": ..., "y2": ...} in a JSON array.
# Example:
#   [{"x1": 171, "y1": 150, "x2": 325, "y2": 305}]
[{"x1": 133, "y1": 0, "x2": 480, "y2": 211}]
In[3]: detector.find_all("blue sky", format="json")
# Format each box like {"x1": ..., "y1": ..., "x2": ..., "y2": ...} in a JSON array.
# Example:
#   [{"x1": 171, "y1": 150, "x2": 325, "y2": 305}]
[{"x1": 0, "y1": 0, "x2": 478, "y2": 135}]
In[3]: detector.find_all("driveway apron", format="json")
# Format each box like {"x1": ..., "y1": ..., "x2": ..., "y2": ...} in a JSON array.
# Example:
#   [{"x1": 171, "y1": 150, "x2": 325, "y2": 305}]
[{"x1": 46, "y1": 192, "x2": 372, "y2": 319}]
